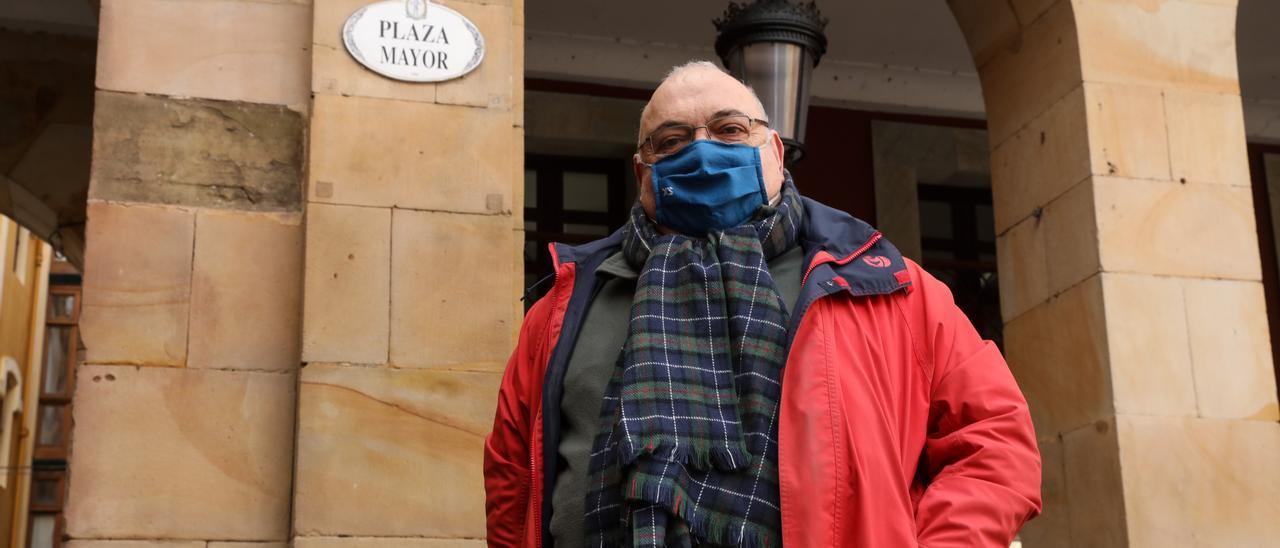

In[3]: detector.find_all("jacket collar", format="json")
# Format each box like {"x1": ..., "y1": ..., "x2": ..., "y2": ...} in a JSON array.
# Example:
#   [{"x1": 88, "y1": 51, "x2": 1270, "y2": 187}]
[
  {"x1": 550, "y1": 230, "x2": 625, "y2": 270},
  {"x1": 796, "y1": 197, "x2": 911, "y2": 297},
  {"x1": 549, "y1": 196, "x2": 911, "y2": 296}
]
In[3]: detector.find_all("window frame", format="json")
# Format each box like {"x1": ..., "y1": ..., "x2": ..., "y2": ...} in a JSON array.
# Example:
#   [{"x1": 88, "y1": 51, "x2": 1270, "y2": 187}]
[
  {"x1": 35, "y1": 285, "x2": 80, "y2": 461},
  {"x1": 523, "y1": 154, "x2": 629, "y2": 303}
]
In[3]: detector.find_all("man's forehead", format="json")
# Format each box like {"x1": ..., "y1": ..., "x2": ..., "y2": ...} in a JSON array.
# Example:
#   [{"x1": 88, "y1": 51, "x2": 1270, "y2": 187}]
[{"x1": 640, "y1": 71, "x2": 764, "y2": 131}]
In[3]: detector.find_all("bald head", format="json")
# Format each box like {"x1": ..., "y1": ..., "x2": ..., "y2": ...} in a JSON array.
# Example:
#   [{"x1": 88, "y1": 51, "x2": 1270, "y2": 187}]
[
  {"x1": 632, "y1": 60, "x2": 787, "y2": 225},
  {"x1": 637, "y1": 61, "x2": 768, "y2": 145}
]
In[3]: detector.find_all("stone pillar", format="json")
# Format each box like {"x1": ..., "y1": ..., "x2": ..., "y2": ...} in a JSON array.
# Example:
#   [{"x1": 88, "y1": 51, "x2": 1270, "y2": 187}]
[
  {"x1": 291, "y1": 0, "x2": 523, "y2": 545},
  {"x1": 949, "y1": 1, "x2": 1280, "y2": 546},
  {"x1": 64, "y1": 0, "x2": 310, "y2": 545}
]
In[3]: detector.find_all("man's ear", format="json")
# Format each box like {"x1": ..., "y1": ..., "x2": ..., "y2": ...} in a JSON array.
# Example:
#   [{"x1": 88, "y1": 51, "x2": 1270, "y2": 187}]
[
  {"x1": 632, "y1": 152, "x2": 646, "y2": 186},
  {"x1": 769, "y1": 130, "x2": 785, "y2": 176}
]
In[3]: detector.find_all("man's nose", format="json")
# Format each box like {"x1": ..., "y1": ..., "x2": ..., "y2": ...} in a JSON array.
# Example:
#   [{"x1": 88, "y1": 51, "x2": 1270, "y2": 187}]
[{"x1": 692, "y1": 126, "x2": 713, "y2": 140}]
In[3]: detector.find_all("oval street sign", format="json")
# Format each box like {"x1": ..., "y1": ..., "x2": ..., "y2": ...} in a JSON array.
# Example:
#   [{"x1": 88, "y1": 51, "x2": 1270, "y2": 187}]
[{"x1": 342, "y1": 0, "x2": 485, "y2": 82}]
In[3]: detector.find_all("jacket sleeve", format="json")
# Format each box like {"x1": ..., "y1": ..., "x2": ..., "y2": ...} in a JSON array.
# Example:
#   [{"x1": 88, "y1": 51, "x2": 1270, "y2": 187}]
[
  {"x1": 484, "y1": 295, "x2": 553, "y2": 547},
  {"x1": 908, "y1": 262, "x2": 1043, "y2": 548}
]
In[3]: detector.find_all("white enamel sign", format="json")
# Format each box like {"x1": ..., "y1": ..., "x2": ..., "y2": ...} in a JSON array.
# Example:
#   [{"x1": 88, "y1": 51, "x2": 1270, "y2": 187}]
[{"x1": 342, "y1": 0, "x2": 485, "y2": 82}]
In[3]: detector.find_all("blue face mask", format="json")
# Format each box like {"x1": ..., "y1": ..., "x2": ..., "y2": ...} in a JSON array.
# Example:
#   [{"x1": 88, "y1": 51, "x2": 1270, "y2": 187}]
[{"x1": 647, "y1": 139, "x2": 768, "y2": 235}]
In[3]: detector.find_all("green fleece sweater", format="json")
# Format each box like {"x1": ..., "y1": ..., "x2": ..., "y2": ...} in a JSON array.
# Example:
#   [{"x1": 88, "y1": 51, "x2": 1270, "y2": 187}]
[{"x1": 548, "y1": 246, "x2": 805, "y2": 547}]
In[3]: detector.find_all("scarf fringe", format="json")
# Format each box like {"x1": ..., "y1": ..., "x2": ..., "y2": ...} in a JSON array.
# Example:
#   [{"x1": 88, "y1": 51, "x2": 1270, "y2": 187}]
[
  {"x1": 620, "y1": 434, "x2": 755, "y2": 473},
  {"x1": 626, "y1": 473, "x2": 778, "y2": 548}
]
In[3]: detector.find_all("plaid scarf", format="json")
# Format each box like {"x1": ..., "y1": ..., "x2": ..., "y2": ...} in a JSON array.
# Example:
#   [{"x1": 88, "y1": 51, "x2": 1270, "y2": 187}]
[{"x1": 584, "y1": 181, "x2": 804, "y2": 547}]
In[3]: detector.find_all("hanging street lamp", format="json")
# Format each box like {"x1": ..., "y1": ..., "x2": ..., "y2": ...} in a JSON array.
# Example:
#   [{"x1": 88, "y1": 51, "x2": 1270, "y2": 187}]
[{"x1": 714, "y1": 0, "x2": 828, "y2": 165}]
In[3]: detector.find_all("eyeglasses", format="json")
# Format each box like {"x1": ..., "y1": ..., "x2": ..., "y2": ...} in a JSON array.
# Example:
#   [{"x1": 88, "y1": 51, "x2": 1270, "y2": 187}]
[{"x1": 638, "y1": 114, "x2": 770, "y2": 161}]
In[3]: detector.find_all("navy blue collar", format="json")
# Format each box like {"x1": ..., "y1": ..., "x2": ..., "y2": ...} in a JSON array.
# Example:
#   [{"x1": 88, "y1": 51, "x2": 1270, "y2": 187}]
[{"x1": 551, "y1": 197, "x2": 910, "y2": 297}]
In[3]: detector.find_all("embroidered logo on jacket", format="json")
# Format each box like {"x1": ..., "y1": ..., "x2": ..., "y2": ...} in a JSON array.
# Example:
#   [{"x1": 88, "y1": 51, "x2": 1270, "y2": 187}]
[{"x1": 862, "y1": 255, "x2": 891, "y2": 268}]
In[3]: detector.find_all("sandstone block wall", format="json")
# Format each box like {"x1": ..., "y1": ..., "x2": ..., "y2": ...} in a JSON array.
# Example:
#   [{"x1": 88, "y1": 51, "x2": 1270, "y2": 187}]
[
  {"x1": 70, "y1": 0, "x2": 523, "y2": 542},
  {"x1": 293, "y1": 0, "x2": 524, "y2": 545},
  {"x1": 67, "y1": 0, "x2": 311, "y2": 543},
  {"x1": 950, "y1": 1, "x2": 1280, "y2": 546}
]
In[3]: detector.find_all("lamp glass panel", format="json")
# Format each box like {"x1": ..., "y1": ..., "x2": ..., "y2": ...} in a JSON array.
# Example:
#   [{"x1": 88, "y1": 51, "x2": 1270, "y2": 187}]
[{"x1": 726, "y1": 42, "x2": 809, "y2": 143}]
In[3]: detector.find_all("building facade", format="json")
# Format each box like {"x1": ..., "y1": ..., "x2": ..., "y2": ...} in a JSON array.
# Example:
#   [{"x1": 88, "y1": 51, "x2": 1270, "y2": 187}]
[
  {"x1": 0, "y1": 215, "x2": 54, "y2": 548},
  {"x1": 1, "y1": 0, "x2": 1279, "y2": 546}
]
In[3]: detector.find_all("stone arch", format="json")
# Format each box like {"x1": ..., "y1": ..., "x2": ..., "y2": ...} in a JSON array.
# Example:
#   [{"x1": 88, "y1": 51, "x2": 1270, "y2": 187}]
[{"x1": 946, "y1": 1, "x2": 1280, "y2": 546}]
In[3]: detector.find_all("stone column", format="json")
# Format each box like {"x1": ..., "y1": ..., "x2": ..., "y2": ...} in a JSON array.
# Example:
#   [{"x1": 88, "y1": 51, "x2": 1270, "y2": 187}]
[
  {"x1": 291, "y1": 0, "x2": 523, "y2": 545},
  {"x1": 950, "y1": 1, "x2": 1280, "y2": 546},
  {"x1": 65, "y1": 0, "x2": 311, "y2": 546}
]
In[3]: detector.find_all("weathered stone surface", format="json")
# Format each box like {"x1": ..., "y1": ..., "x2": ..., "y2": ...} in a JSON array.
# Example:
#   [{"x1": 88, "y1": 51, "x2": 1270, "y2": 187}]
[
  {"x1": 309, "y1": 95, "x2": 513, "y2": 213},
  {"x1": 995, "y1": 214, "x2": 1048, "y2": 323},
  {"x1": 990, "y1": 84, "x2": 1090, "y2": 233},
  {"x1": 1100, "y1": 273, "x2": 1197, "y2": 418},
  {"x1": 1084, "y1": 83, "x2": 1171, "y2": 181},
  {"x1": 1041, "y1": 179, "x2": 1099, "y2": 295},
  {"x1": 949, "y1": 0, "x2": 1061, "y2": 66},
  {"x1": 80, "y1": 201, "x2": 193, "y2": 366},
  {"x1": 1017, "y1": 435, "x2": 1070, "y2": 548},
  {"x1": 1003, "y1": 275, "x2": 1111, "y2": 435},
  {"x1": 511, "y1": 227, "x2": 526, "y2": 346},
  {"x1": 1075, "y1": 0, "x2": 1239, "y2": 94},
  {"x1": 209, "y1": 543, "x2": 289, "y2": 548},
  {"x1": 945, "y1": 0, "x2": 1021, "y2": 68},
  {"x1": 512, "y1": 17, "x2": 525, "y2": 128},
  {"x1": 96, "y1": 0, "x2": 310, "y2": 105},
  {"x1": 189, "y1": 209, "x2": 304, "y2": 371},
  {"x1": 390, "y1": 209, "x2": 513, "y2": 368},
  {"x1": 66, "y1": 542, "x2": 203, "y2": 548},
  {"x1": 976, "y1": 0, "x2": 1082, "y2": 144},
  {"x1": 1062, "y1": 418, "x2": 1127, "y2": 547},
  {"x1": 1093, "y1": 176, "x2": 1261, "y2": 281},
  {"x1": 89, "y1": 91, "x2": 303, "y2": 211},
  {"x1": 66, "y1": 366, "x2": 295, "y2": 540},
  {"x1": 509, "y1": 126, "x2": 524, "y2": 229},
  {"x1": 293, "y1": 364, "x2": 499, "y2": 538},
  {"x1": 311, "y1": 0, "x2": 437, "y2": 103},
  {"x1": 296, "y1": 539, "x2": 484, "y2": 548},
  {"x1": 301, "y1": 203, "x2": 391, "y2": 364},
  {"x1": 435, "y1": 2, "x2": 514, "y2": 109},
  {"x1": 1118, "y1": 415, "x2": 1280, "y2": 546},
  {"x1": 1165, "y1": 89, "x2": 1251, "y2": 187},
  {"x1": 1182, "y1": 278, "x2": 1279, "y2": 420}
]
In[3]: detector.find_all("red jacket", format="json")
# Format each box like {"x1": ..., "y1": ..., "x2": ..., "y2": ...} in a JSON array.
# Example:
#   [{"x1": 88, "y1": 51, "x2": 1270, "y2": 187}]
[{"x1": 484, "y1": 199, "x2": 1042, "y2": 547}]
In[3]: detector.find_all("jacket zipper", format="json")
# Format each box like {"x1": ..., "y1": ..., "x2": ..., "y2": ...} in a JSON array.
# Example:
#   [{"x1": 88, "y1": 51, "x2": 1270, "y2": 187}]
[
  {"x1": 530, "y1": 261, "x2": 566, "y2": 548},
  {"x1": 529, "y1": 431, "x2": 538, "y2": 546},
  {"x1": 800, "y1": 231, "x2": 883, "y2": 287}
]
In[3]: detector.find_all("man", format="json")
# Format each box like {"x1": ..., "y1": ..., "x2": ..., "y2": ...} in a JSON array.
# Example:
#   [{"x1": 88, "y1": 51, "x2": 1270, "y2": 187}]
[{"x1": 485, "y1": 61, "x2": 1041, "y2": 547}]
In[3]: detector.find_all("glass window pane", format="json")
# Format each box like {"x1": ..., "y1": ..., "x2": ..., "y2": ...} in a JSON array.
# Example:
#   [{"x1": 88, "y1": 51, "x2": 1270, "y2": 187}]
[
  {"x1": 48, "y1": 293, "x2": 76, "y2": 321},
  {"x1": 33, "y1": 477, "x2": 58, "y2": 507},
  {"x1": 37, "y1": 405, "x2": 63, "y2": 447},
  {"x1": 563, "y1": 172, "x2": 609, "y2": 212},
  {"x1": 30, "y1": 514, "x2": 56, "y2": 548},
  {"x1": 918, "y1": 201, "x2": 953, "y2": 240},
  {"x1": 43, "y1": 326, "x2": 71, "y2": 395},
  {"x1": 525, "y1": 170, "x2": 537, "y2": 208},
  {"x1": 563, "y1": 223, "x2": 610, "y2": 236}
]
